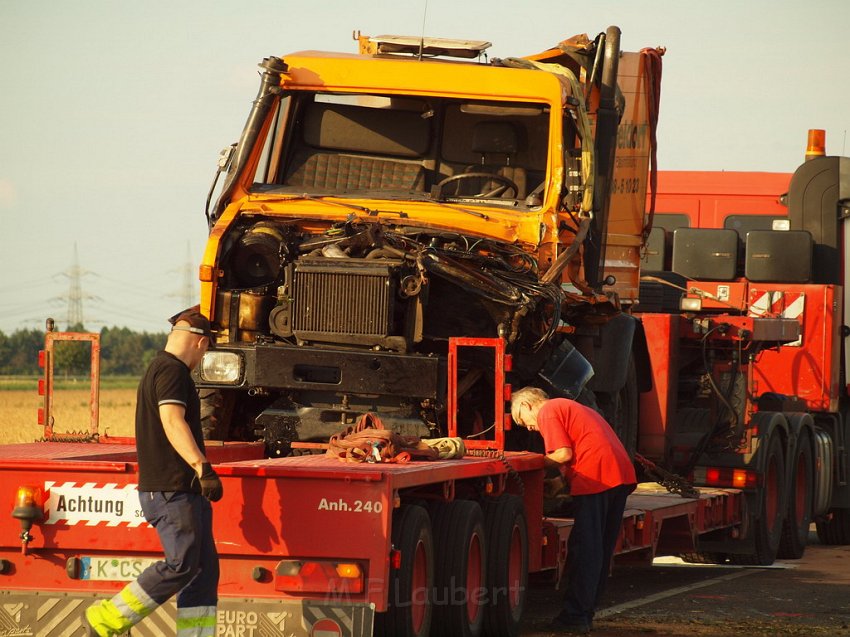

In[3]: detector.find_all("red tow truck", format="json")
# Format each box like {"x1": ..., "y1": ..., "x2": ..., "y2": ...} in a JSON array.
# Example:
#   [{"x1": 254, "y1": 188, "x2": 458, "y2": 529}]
[{"x1": 637, "y1": 129, "x2": 850, "y2": 564}]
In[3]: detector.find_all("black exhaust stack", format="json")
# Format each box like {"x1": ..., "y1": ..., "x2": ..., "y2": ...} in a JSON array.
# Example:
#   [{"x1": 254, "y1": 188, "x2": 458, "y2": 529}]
[
  {"x1": 210, "y1": 57, "x2": 289, "y2": 225},
  {"x1": 584, "y1": 26, "x2": 621, "y2": 289}
]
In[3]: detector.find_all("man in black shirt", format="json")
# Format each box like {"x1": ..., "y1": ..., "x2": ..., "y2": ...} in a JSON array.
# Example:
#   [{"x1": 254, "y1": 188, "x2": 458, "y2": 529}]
[{"x1": 86, "y1": 307, "x2": 223, "y2": 637}]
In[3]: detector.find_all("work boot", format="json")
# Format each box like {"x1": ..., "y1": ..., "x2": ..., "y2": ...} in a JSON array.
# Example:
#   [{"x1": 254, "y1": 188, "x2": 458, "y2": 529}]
[
  {"x1": 84, "y1": 606, "x2": 107, "y2": 636},
  {"x1": 85, "y1": 581, "x2": 155, "y2": 636},
  {"x1": 85, "y1": 597, "x2": 133, "y2": 636}
]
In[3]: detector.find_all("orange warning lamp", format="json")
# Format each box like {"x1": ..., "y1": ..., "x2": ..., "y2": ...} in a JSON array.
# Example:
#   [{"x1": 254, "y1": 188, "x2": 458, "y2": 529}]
[
  {"x1": 805, "y1": 129, "x2": 826, "y2": 161},
  {"x1": 12, "y1": 485, "x2": 44, "y2": 554}
]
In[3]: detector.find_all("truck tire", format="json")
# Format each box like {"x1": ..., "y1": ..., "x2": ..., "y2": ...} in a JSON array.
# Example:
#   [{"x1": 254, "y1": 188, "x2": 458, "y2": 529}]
[
  {"x1": 778, "y1": 431, "x2": 813, "y2": 559},
  {"x1": 596, "y1": 354, "x2": 638, "y2": 457},
  {"x1": 199, "y1": 388, "x2": 233, "y2": 440},
  {"x1": 374, "y1": 504, "x2": 434, "y2": 637},
  {"x1": 482, "y1": 495, "x2": 528, "y2": 637},
  {"x1": 816, "y1": 508, "x2": 850, "y2": 545},
  {"x1": 730, "y1": 434, "x2": 786, "y2": 565},
  {"x1": 431, "y1": 500, "x2": 487, "y2": 637}
]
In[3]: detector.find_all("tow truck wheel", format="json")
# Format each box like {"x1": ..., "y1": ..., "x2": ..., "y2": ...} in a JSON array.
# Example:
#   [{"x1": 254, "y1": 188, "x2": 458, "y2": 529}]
[
  {"x1": 778, "y1": 430, "x2": 814, "y2": 559},
  {"x1": 375, "y1": 504, "x2": 434, "y2": 637},
  {"x1": 431, "y1": 499, "x2": 487, "y2": 637},
  {"x1": 482, "y1": 495, "x2": 528, "y2": 637},
  {"x1": 731, "y1": 434, "x2": 787, "y2": 565}
]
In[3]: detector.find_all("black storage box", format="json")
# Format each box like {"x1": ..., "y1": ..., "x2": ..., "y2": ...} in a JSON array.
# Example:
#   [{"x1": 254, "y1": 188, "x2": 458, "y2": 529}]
[
  {"x1": 671, "y1": 228, "x2": 738, "y2": 281},
  {"x1": 745, "y1": 230, "x2": 812, "y2": 283}
]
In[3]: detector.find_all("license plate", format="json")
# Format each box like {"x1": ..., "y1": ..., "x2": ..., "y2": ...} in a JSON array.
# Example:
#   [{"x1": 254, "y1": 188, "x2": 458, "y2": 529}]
[{"x1": 80, "y1": 556, "x2": 158, "y2": 581}]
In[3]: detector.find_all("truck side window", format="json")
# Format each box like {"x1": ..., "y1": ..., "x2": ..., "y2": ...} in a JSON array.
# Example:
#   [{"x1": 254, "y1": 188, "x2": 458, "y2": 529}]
[{"x1": 253, "y1": 95, "x2": 291, "y2": 185}]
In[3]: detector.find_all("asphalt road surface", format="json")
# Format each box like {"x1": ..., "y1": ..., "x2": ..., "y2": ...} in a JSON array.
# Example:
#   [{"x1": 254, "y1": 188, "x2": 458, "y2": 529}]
[{"x1": 520, "y1": 530, "x2": 850, "y2": 636}]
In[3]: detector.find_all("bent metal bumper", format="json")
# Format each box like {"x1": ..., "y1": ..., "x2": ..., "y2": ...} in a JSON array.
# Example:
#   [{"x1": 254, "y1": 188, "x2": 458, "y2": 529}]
[{"x1": 194, "y1": 343, "x2": 443, "y2": 400}]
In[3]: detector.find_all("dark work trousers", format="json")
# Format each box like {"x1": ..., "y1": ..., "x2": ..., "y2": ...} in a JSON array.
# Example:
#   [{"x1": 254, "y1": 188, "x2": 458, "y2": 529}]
[
  {"x1": 556, "y1": 483, "x2": 635, "y2": 627},
  {"x1": 137, "y1": 491, "x2": 219, "y2": 608}
]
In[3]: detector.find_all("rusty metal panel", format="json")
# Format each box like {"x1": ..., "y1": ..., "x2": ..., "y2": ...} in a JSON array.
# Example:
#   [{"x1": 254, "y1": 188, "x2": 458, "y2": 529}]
[{"x1": 40, "y1": 329, "x2": 101, "y2": 441}]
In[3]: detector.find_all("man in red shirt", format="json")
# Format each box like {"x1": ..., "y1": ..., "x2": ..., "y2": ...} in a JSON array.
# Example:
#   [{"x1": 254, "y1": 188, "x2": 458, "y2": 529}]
[{"x1": 511, "y1": 386, "x2": 636, "y2": 634}]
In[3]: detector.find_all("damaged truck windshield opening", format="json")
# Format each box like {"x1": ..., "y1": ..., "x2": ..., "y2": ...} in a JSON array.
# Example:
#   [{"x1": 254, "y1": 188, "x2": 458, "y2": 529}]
[{"x1": 251, "y1": 92, "x2": 550, "y2": 207}]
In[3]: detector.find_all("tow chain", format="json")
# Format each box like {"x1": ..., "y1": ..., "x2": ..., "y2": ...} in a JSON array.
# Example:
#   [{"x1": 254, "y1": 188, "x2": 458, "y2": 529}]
[
  {"x1": 634, "y1": 453, "x2": 700, "y2": 499},
  {"x1": 36, "y1": 431, "x2": 99, "y2": 443},
  {"x1": 465, "y1": 448, "x2": 525, "y2": 497}
]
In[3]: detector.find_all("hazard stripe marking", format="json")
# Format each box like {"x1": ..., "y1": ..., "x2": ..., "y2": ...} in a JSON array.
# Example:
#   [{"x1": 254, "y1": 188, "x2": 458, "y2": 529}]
[{"x1": 43, "y1": 481, "x2": 148, "y2": 527}]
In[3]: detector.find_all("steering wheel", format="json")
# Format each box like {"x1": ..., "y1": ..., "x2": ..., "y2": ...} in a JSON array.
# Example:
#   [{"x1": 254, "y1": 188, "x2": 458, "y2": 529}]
[{"x1": 437, "y1": 172, "x2": 519, "y2": 198}]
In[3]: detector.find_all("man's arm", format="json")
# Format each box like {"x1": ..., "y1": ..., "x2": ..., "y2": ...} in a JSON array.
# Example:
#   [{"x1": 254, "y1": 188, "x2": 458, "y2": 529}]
[
  {"x1": 545, "y1": 446, "x2": 573, "y2": 470},
  {"x1": 159, "y1": 403, "x2": 208, "y2": 476}
]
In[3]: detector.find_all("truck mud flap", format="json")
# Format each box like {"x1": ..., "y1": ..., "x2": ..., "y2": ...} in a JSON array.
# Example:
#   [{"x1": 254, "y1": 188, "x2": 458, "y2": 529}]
[{"x1": 0, "y1": 591, "x2": 375, "y2": 637}]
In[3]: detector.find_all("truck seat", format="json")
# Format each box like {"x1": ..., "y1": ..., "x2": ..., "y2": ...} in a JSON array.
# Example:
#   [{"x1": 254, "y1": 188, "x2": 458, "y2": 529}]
[
  {"x1": 286, "y1": 149, "x2": 426, "y2": 192},
  {"x1": 283, "y1": 100, "x2": 429, "y2": 193},
  {"x1": 461, "y1": 121, "x2": 527, "y2": 198}
]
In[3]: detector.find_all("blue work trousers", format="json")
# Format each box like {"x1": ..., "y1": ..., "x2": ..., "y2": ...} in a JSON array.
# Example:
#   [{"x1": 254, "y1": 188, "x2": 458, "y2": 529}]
[
  {"x1": 137, "y1": 491, "x2": 219, "y2": 608},
  {"x1": 557, "y1": 483, "x2": 635, "y2": 626}
]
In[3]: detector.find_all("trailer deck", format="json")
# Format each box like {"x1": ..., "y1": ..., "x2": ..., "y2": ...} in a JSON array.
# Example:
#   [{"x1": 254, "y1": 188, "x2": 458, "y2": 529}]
[{"x1": 0, "y1": 440, "x2": 743, "y2": 636}]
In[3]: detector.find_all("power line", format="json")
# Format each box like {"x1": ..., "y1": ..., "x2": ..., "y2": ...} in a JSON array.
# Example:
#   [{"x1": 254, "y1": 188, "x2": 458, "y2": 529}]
[
  {"x1": 53, "y1": 243, "x2": 100, "y2": 329},
  {"x1": 2, "y1": 245, "x2": 197, "y2": 333},
  {"x1": 167, "y1": 241, "x2": 198, "y2": 308}
]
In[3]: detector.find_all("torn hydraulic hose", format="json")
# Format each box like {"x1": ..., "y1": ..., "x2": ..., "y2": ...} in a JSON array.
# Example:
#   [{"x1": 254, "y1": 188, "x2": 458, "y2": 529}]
[{"x1": 422, "y1": 252, "x2": 525, "y2": 305}]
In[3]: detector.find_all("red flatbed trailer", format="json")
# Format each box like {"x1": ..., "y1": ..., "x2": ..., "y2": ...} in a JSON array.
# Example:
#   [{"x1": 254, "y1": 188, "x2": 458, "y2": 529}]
[{"x1": 0, "y1": 435, "x2": 743, "y2": 636}]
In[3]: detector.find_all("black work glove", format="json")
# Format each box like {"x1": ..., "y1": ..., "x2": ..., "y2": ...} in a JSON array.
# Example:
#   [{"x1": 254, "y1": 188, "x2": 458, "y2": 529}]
[{"x1": 199, "y1": 462, "x2": 223, "y2": 502}]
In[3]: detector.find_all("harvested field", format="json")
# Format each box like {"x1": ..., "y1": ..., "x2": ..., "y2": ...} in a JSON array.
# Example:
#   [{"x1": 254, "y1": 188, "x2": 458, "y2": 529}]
[{"x1": 0, "y1": 388, "x2": 136, "y2": 443}]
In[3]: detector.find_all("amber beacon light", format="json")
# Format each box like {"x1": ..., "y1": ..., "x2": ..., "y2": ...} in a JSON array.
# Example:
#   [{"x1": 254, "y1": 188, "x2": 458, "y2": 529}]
[
  {"x1": 805, "y1": 129, "x2": 826, "y2": 161},
  {"x1": 12, "y1": 485, "x2": 44, "y2": 554}
]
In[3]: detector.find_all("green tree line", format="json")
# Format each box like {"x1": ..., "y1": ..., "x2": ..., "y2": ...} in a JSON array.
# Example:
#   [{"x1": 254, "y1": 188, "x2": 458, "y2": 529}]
[{"x1": 0, "y1": 326, "x2": 167, "y2": 376}]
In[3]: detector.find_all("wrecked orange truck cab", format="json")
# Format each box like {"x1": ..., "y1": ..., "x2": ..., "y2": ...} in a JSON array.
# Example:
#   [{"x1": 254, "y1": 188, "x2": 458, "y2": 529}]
[{"x1": 196, "y1": 30, "x2": 664, "y2": 454}]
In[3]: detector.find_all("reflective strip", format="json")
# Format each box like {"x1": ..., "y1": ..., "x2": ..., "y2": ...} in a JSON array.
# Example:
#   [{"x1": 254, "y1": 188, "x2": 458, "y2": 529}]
[
  {"x1": 85, "y1": 582, "x2": 157, "y2": 637},
  {"x1": 782, "y1": 294, "x2": 805, "y2": 319},
  {"x1": 176, "y1": 605, "x2": 217, "y2": 637},
  {"x1": 85, "y1": 602, "x2": 129, "y2": 637},
  {"x1": 749, "y1": 291, "x2": 782, "y2": 316},
  {"x1": 113, "y1": 580, "x2": 157, "y2": 625}
]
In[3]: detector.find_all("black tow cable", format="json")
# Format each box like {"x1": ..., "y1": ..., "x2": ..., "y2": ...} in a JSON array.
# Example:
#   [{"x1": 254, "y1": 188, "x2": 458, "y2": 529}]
[{"x1": 634, "y1": 453, "x2": 700, "y2": 499}]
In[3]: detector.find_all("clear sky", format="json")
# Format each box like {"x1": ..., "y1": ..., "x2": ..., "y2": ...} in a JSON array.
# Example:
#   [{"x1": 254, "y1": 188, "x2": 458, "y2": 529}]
[{"x1": 1, "y1": 1, "x2": 847, "y2": 333}]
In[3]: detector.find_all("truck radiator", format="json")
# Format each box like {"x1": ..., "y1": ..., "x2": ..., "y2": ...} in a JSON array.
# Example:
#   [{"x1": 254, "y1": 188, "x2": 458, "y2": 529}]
[{"x1": 292, "y1": 258, "x2": 400, "y2": 346}]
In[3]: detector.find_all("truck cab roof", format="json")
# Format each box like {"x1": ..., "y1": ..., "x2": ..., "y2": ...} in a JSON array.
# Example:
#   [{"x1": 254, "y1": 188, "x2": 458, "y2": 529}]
[{"x1": 278, "y1": 50, "x2": 569, "y2": 106}]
